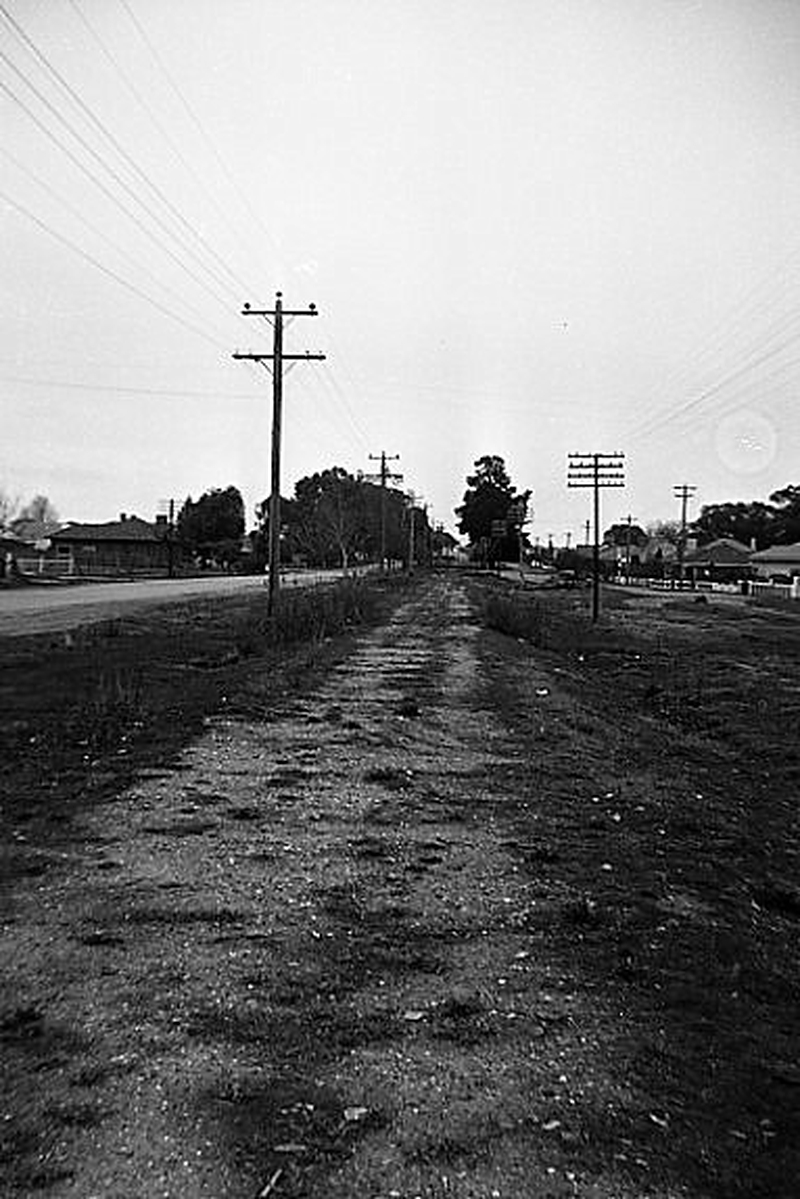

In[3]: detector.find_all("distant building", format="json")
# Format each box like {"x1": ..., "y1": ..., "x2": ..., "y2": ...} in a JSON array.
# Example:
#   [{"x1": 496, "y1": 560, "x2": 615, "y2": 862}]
[
  {"x1": 749, "y1": 542, "x2": 800, "y2": 580},
  {"x1": 683, "y1": 537, "x2": 753, "y2": 583},
  {"x1": 48, "y1": 514, "x2": 172, "y2": 577}
]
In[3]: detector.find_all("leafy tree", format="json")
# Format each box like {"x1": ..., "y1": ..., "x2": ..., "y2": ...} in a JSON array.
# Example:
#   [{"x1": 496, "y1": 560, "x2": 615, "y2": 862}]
[
  {"x1": 282, "y1": 468, "x2": 367, "y2": 569},
  {"x1": 12, "y1": 494, "x2": 60, "y2": 540},
  {"x1": 603, "y1": 522, "x2": 648, "y2": 548},
  {"x1": 260, "y1": 469, "x2": 428, "y2": 570},
  {"x1": 177, "y1": 486, "x2": 245, "y2": 569},
  {"x1": 769, "y1": 485, "x2": 800, "y2": 545},
  {"x1": 455, "y1": 455, "x2": 531, "y2": 564},
  {"x1": 691, "y1": 501, "x2": 774, "y2": 549}
]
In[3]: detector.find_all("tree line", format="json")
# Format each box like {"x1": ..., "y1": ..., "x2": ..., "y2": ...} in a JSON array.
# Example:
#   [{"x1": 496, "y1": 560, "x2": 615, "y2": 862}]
[
  {"x1": 453, "y1": 457, "x2": 800, "y2": 563},
  {"x1": 175, "y1": 469, "x2": 437, "y2": 572},
  {"x1": 6, "y1": 463, "x2": 800, "y2": 574}
]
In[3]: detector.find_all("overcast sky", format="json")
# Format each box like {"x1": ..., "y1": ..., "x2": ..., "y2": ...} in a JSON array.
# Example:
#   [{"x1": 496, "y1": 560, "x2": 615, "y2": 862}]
[{"x1": 2, "y1": 0, "x2": 800, "y2": 541}]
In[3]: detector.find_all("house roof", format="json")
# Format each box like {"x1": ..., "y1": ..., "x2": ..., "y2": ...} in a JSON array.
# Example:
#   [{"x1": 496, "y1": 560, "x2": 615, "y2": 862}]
[
  {"x1": 684, "y1": 537, "x2": 753, "y2": 566},
  {"x1": 750, "y1": 542, "x2": 800, "y2": 564},
  {"x1": 52, "y1": 517, "x2": 162, "y2": 544}
]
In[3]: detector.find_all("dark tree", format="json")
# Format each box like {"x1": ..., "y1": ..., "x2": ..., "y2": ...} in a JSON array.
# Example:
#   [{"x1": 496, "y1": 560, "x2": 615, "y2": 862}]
[
  {"x1": 769, "y1": 485, "x2": 800, "y2": 545},
  {"x1": 280, "y1": 468, "x2": 367, "y2": 569},
  {"x1": 691, "y1": 501, "x2": 775, "y2": 550},
  {"x1": 177, "y1": 486, "x2": 245, "y2": 569},
  {"x1": 455, "y1": 455, "x2": 530, "y2": 564},
  {"x1": 603, "y1": 522, "x2": 648, "y2": 548},
  {"x1": 13, "y1": 494, "x2": 60, "y2": 540}
]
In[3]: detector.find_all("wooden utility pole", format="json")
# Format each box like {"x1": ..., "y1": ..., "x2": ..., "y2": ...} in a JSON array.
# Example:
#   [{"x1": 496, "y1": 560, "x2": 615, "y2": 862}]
[
  {"x1": 568, "y1": 452, "x2": 625, "y2": 621},
  {"x1": 406, "y1": 491, "x2": 423, "y2": 573},
  {"x1": 366, "y1": 452, "x2": 402, "y2": 570},
  {"x1": 622, "y1": 513, "x2": 637, "y2": 585},
  {"x1": 158, "y1": 497, "x2": 176, "y2": 578},
  {"x1": 233, "y1": 293, "x2": 324, "y2": 613},
  {"x1": 674, "y1": 483, "x2": 697, "y2": 589}
]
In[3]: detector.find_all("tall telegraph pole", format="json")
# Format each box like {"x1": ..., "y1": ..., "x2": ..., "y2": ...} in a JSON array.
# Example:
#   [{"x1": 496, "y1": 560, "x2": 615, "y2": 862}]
[
  {"x1": 568, "y1": 452, "x2": 625, "y2": 621},
  {"x1": 622, "y1": 513, "x2": 637, "y2": 585},
  {"x1": 366, "y1": 451, "x2": 402, "y2": 570},
  {"x1": 674, "y1": 483, "x2": 697, "y2": 588},
  {"x1": 406, "y1": 490, "x2": 423, "y2": 573},
  {"x1": 233, "y1": 293, "x2": 325, "y2": 612}
]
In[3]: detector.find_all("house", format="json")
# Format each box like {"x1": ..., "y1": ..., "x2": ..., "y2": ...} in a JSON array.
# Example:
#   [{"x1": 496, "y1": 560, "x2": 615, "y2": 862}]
[
  {"x1": 749, "y1": 542, "x2": 800, "y2": 581},
  {"x1": 48, "y1": 514, "x2": 172, "y2": 577},
  {"x1": 683, "y1": 538, "x2": 753, "y2": 583}
]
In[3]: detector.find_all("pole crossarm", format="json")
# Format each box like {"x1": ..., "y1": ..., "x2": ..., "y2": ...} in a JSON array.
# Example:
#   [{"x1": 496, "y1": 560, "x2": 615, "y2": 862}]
[
  {"x1": 568, "y1": 472, "x2": 623, "y2": 481},
  {"x1": 233, "y1": 352, "x2": 326, "y2": 361},
  {"x1": 242, "y1": 304, "x2": 319, "y2": 318}
]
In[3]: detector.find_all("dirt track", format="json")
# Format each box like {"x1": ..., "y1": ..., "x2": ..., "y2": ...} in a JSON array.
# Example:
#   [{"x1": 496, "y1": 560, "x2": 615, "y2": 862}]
[{"x1": 2, "y1": 575, "x2": 800, "y2": 1198}]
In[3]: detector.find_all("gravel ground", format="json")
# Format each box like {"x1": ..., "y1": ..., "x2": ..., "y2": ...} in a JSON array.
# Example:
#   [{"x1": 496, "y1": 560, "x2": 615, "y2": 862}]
[{"x1": 3, "y1": 575, "x2": 798, "y2": 1198}]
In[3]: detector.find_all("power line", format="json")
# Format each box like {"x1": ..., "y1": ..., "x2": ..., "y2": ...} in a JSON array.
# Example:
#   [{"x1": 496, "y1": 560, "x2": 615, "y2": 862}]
[
  {"x1": 0, "y1": 143, "x2": 234, "y2": 346},
  {"x1": 624, "y1": 247, "x2": 800, "y2": 443},
  {"x1": 120, "y1": 0, "x2": 283, "y2": 283},
  {"x1": 0, "y1": 374, "x2": 259, "y2": 401},
  {"x1": 0, "y1": 67, "x2": 237, "y2": 316},
  {"x1": 0, "y1": 37, "x2": 239, "y2": 311},
  {"x1": 0, "y1": 3, "x2": 244, "y2": 303},
  {"x1": 0, "y1": 186, "x2": 228, "y2": 350},
  {"x1": 66, "y1": 0, "x2": 263, "y2": 301},
  {"x1": 628, "y1": 320, "x2": 800, "y2": 445},
  {"x1": 315, "y1": 364, "x2": 371, "y2": 452}
]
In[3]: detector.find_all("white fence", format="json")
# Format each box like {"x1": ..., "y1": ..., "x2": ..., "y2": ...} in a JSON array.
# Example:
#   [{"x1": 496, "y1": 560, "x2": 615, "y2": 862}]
[
  {"x1": 14, "y1": 556, "x2": 75, "y2": 577},
  {"x1": 618, "y1": 578, "x2": 741, "y2": 595},
  {"x1": 747, "y1": 579, "x2": 800, "y2": 601},
  {"x1": 619, "y1": 577, "x2": 800, "y2": 601}
]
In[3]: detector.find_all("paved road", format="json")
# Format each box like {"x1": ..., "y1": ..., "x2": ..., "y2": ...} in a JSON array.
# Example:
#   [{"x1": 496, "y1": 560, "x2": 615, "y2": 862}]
[{"x1": 0, "y1": 570, "x2": 352, "y2": 637}]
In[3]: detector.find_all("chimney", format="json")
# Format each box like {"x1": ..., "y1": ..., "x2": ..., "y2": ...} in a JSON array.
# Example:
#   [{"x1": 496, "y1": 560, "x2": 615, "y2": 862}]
[
  {"x1": 155, "y1": 514, "x2": 167, "y2": 526},
  {"x1": 119, "y1": 513, "x2": 127, "y2": 523}
]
